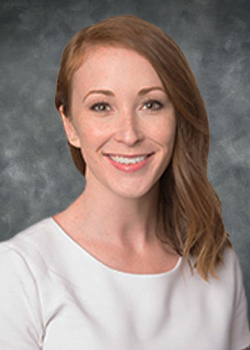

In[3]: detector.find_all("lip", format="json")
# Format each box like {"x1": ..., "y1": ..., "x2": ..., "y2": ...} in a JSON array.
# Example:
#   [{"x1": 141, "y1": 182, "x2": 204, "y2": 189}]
[
  {"x1": 104, "y1": 153, "x2": 154, "y2": 173},
  {"x1": 105, "y1": 153, "x2": 153, "y2": 158}
]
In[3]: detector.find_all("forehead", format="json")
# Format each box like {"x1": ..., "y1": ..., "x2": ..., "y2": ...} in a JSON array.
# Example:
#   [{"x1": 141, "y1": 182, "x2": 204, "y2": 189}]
[{"x1": 72, "y1": 45, "x2": 163, "y2": 92}]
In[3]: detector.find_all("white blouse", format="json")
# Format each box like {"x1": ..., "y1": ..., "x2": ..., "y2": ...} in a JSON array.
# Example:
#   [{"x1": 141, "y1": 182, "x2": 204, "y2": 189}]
[{"x1": 0, "y1": 218, "x2": 249, "y2": 349}]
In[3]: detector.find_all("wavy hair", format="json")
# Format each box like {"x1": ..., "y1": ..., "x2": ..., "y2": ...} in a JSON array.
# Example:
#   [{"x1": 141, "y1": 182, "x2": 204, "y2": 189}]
[{"x1": 55, "y1": 15, "x2": 232, "y2": 280}]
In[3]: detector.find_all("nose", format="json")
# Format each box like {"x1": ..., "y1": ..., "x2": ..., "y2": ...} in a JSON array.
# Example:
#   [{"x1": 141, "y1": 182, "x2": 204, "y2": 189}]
[{"x1": 114, "y1": 110, "x2": 144, "y2": 146}]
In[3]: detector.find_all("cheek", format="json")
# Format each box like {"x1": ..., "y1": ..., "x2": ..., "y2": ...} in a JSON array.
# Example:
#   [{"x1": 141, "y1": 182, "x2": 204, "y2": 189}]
[
  {"x1": 77, "y1": 123, "x2": 110, "y2": 159},
  {"x1": 151, "y1": 118, "x2": 177, "y2": 147}
]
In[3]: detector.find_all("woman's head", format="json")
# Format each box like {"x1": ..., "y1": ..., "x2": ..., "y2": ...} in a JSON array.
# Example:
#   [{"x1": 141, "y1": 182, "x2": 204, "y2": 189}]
[
  {"x1": 55, "y1": 15, "x2": 209, "y2": 177},
  {"x1": 57, "y1": 45, "x2": 177, "y2": 199}
]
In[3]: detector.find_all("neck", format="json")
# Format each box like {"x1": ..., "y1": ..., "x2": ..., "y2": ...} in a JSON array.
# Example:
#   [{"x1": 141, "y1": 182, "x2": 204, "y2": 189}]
[{"x1": 64, "y1": 178, "x2": 161, "y2": 250}]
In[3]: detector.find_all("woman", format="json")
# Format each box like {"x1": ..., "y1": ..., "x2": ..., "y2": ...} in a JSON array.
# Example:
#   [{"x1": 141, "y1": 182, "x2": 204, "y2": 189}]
[{"x1": 0, "y1": 15, "x2": 249, "y2": 349}]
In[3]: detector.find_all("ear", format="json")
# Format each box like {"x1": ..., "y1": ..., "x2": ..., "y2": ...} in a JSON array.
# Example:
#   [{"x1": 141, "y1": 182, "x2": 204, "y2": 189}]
[{"x1": 59, "y1": 106, "x2": 81, "y2": 148}]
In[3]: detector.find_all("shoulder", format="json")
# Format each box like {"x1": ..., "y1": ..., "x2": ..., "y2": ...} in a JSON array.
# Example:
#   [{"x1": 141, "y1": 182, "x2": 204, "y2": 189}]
[
  {"x1": 185, "y1": 246, "x2": 243, "y2": 285},
  {"x1": 215, "y1": 246, "x2": 246, "y2": 290},
  {"x1": 1, "y1": 217, "x2": 56, "y2": 248},
  {"x1": 0, "y1": 218, "x2": 58, "y2": 277},
  {"x1": 181, "y1": 247, "x2": 246, "y2": 315},
  {"x1": 211, "y1": 247, "x2": 250, "y2": 348},
  {"x1": 180, "y1": 247, "x2": 250, "y2": 348},
  {"x1": 200, "y1": 247, "x2": 246, "y2": 300},
  {"x1": 226, "y1": 248, "x2": 250, "y2": 349},
  {"x1": 212, "y1": 247, "x2": 247, "y2": 307},
  {"x1": 0, "y1": 217, "x2": 87, "y2": 284}
]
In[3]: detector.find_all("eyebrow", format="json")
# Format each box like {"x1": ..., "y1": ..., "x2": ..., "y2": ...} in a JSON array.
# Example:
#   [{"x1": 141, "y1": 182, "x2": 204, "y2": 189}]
[
  {"x1": 82, "y1": 86, "x2": 166, "y2": 102},
  {"x1": 138, "y1": 87, "x2": 165, "y2": 95},
  {"x1": 83, "y1": 89, "x2": 114, "y2": 101}
]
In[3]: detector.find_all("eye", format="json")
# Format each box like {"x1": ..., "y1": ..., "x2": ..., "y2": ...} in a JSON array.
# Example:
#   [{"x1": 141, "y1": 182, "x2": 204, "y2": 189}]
[
  {"x1": 142, "y1": 100, "x2": 163, "y2": 111},
  {"x1": 89, "y1": 102, "x2": 111, "y2": 112}
]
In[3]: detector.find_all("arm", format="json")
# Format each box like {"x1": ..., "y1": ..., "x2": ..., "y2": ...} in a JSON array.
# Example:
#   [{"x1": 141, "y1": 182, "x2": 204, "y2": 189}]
[
  {"x1": 0, "y1": 244, "x2": 44, "y2": 349},
  {"x1": 230, "y1": 250, "x2": 250, "y2": 350}
]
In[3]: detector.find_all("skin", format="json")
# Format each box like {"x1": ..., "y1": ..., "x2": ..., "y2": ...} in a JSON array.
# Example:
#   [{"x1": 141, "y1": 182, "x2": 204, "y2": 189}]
[
  {"x1": 54, "y1": 46, "x2": 179, "y2": 274},
  {"x1": 55, "y1": 46, "x2": 249, "y2": 346}
]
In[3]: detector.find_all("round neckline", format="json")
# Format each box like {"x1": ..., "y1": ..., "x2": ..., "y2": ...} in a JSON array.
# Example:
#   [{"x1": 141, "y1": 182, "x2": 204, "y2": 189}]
[{"x1": 50, "y1": 217, "x2": 182, "y2": 278}]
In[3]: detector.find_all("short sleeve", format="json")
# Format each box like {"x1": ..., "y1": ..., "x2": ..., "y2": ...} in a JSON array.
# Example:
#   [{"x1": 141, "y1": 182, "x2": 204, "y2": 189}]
[
  {"x1": 230, "y1": 251, "x2": 250, "y2": 349},
  {"x1": 0, "y1": 244, "x2": 44, "y2": 349}
]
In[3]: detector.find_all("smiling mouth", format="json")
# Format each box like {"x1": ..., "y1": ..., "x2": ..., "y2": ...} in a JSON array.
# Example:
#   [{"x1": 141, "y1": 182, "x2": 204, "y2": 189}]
[{"x1": 106, "y1": 153, "x2": 153, "y2": 165}]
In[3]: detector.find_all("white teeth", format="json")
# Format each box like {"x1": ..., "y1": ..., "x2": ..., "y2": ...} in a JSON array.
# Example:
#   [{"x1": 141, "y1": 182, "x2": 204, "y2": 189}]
[{"x1": 109, "y1": 155, "x2": 147, "y2": 165}]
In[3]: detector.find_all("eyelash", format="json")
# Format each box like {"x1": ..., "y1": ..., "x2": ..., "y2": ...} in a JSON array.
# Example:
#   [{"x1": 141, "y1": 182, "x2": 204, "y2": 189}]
[
  {"x1": 141, "y1": 99, "x2": 163, "y2": 111},
  {"x1": 89, "y1": 102, "x2": 110, "y2": 112},
  {"x1": 89, "y1": 99, "x2": 164, "y2": 113}
]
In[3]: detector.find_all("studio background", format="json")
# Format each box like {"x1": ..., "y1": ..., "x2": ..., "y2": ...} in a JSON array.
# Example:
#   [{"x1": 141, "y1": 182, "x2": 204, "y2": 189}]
[{"x1": 0, "y1": 0, "x2": 249, "y2": 322}]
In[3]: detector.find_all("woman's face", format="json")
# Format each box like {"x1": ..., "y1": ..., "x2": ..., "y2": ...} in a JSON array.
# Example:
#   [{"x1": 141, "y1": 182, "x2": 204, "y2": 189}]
[{"x1": 61, "y1": 46, "x2": 176, "y2": 199}]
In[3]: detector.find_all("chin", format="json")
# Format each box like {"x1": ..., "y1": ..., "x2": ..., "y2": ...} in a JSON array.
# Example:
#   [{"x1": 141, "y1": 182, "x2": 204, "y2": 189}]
[{"x1": 109, "y1": 180, "x2": 159, "y2": 200}]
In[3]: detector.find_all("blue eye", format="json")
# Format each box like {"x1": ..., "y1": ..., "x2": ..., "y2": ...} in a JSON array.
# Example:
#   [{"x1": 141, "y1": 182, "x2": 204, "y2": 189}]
[
  {"x1": 90, "y1": 102, "x2": 111, "y2": 112},
  {"x1": 142, "y1": 100, "x2": 163, "y2": 111}
]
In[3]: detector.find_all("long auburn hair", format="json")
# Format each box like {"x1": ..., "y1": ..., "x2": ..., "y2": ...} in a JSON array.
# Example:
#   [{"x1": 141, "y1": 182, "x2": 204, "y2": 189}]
[{"x1": 55, "y1": 15, "x2": 232, "y2": 280}]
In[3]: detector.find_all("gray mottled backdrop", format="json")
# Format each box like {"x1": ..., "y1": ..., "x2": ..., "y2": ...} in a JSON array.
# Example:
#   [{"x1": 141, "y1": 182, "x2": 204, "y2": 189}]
[{"x1": 0, "y1": 0, "x2": 249, "y2": 320}]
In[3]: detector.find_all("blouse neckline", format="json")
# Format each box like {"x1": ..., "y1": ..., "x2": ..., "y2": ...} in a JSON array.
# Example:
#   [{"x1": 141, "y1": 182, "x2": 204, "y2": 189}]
[{"x1": 50, "y1": 217, "x2": 182, "y2": 279}]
